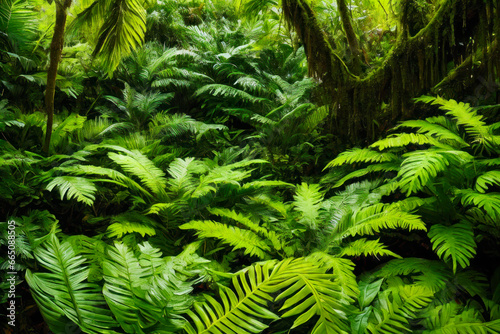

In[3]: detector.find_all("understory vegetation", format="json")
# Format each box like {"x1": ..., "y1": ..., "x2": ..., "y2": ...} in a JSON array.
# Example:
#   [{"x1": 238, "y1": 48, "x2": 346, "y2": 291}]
[{"x1": 1, "y1": 0, "x2": 499, "y2": 333}]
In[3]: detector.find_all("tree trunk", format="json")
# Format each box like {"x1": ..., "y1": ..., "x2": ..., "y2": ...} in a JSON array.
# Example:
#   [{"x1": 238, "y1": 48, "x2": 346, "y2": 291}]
[
  {"x1": 336, "y1": 0, "x2": 363, "y2": 75},
  {"x1": 42, "y1": 0, "x2": 72, "y2": 154}
]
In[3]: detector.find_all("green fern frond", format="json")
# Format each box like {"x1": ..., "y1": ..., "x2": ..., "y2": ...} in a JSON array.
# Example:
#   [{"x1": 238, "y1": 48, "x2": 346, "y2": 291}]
[
  {"x1": 46, "y1": 176, "x2": 96, "y2": 206},
  {"x1": 345, "y1": 204, "x2": 426, "y2": 237},
  {"x1": 25, "y1": 233, "x2": 117, "y2": 334},
  {"x1": 333, "y1": 163, "x2": 400, "y2": 188},
  {"x1": 106, "y1": 222, "x2": 156, "y2": 238},
  {"x1": 396, "y1": 119, "x2": 468, "y2": 147},
  {"x1": 375, "y1": 258, "x2": 452, "y2": 292},
  {"x1": 293, "y1": 183, "x2": 324, "y2": 229},
  {"x1": 180, "y1": 220, "x2": 271, "y2": 259},
  {"x1": 459, "y1": 190, "x2": 500, "y2": 221},
  {"x1": 367, "y1": 285, "x2": 433, "y2": 333},
  {"x1": 398, "y1": 150, "x2": 449, "y2": 195},
  {"x1": 306, "y1": 252, "x2": 359, "y2": 298},
  {"x1": 108, "y1": 150, "x2": 167, "y2": 197},
  {"x1": 341, "y1": 239, "x2": 401, "y2": 258},
  {"x1": 208, "y1": 207, "x2": 266, "y2": 236},
  {"x1": 370, "y1": 133, "x2": 444, "y2": 151},
  {"x1": 475, "y1": 171, "x2": 500, "y2": 193},
  {"x1": 325, "y1": 148, "x2": 398, "y2": 169},
  {"x1": 242, "y1": 180, "x2": 293, "y2": 190},
  {"x1": 428, "y1": 222, "x2": 476, "y2": 273},
  {"x1": 102, "y1": 242, "x2": 165, "y2": 332},
  {"x1": 195, "y1": 84, "x2": 267, "y2": 104}
]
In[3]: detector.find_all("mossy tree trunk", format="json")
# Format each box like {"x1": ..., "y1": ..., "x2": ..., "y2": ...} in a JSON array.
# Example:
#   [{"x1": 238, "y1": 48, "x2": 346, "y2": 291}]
[
  {"x1": 282, "y1": 0, "x2": 499, "y2": 146},
  {"x1": 43, "y1": 0, "x2": 72, "y2": 154}
]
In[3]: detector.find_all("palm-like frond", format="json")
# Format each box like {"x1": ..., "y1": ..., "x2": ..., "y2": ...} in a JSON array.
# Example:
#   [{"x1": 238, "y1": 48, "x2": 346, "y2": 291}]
[
  {"x1": 396, "y1": 119, "x2": 468, "y2": 148},
  {"x1": 370, "y1": 133, "x2": 443, "y2": 151},
  {"x1": 46, "y1": 176, "x2": 96, "y2": 206},
  {"x1": 428, "y1": 222, "x2": 477, "y2": 273},
  {"x1": 25, "y1": 233, "x2": 117, "y2": 334},
  {"x1": 0, "y1": 0, "x2": 37, "y2": 51},
  {"x1": 76, "y1": 0, "x2": 147, "y2": 76}
]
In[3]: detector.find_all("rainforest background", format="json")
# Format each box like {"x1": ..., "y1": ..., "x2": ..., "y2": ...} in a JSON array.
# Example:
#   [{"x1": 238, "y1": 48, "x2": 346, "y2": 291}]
[{"x1": 1, "y1": 0, "x2": 500, "y2": 332}]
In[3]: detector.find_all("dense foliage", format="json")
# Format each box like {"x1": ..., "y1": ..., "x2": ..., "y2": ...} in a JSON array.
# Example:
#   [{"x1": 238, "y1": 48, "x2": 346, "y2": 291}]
[{"x1": 1, "y1": 0, "x2": 499, "y2": 333}]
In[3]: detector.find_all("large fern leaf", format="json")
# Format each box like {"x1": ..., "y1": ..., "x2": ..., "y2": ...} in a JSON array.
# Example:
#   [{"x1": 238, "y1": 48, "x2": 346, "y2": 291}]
[
  {"x1": 25, "y1": 233, "x2": 117, "y2": 334},
  {"x1": 428, "y1": 222, "x2": 477, "y2": 273},
  {"x1": 398, "y1": 150, "x2": 449, "y2": 195},
  {"x1": 108, "y1": 150, "x2": 167, "y2": 197},
  {"x1": 46, "y1": 176, "x2": 96, "y2": 206}
]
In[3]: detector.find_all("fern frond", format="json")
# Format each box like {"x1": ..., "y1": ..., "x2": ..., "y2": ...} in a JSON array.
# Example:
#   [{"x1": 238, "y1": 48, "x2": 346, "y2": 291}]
[
  {"x1": 102, "y1": 242, "x2": 165, "y2": 332},
  {"x1": 428, "y1": 222, "x2": 476, "y2": 273},
  {"x1": 333, "y1": 163, "x2": 400, "y2": 188},
  {"x1": 396, "y1": 119, "x2": 468, "y2": 147},
  {"x1": 325, "y1": 148, "x2": 398, "y2": 169},
  {"x1": 341, "y1": 239, "x2": 401, "y2": 258},
  {"x1": 459, "y1": 190, "x2": 500, "y2": 221},
  {"x1": 345, "y1": 204, "x2": 426, "y2": 237},
  {"x1": 370, "y1": 133, "x2": 443, "y2": 151},
  {"x1": 475, "y1": 171, "x2": 500, "y2": 193},
  {"x1": 195, "y1": 84, "x2": 267, "y2": 104},
  {"x1": 376, "y1": 258, "x2": 451, "y2": 292},
  {"x1": 306, "y1": 252, "x2": 358, "y2": 298},
  {"x1": 187, "y1": 258, "x2": 349, "y2": 334},
  {"x1": 46, "y1": 176, "x2": 96, "y2": 206},
  {"x1": 180, "y1": 220, "x2": 271, "y2": 259},
  {"x1": 293, "y1": 183, "x2": 324, "y2": 229},
  {"x1": 25, "y1": 233, "x2": 117, "y2": 334},
  {"x1": 108, "y1": 150, "x2": 167, "y2": 197},
  {"x1": 398, "y1": 150, "x2": 449, "y2": 195}
]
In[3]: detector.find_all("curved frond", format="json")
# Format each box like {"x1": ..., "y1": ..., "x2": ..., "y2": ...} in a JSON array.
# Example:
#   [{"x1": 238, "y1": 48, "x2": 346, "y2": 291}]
[
  {"x1": 180, "y1": 220, "x2": 271, "y2": 259},
  {"x1": 459, "y1": 190, "x2": 500, "y2": 221},
  {"x1": 398, "y1": 150, "x2": 449, "y2": 195},
  {"x1": 325, "y1": 148, "x2": 398, "y2": 169},
  {"x1": 341, "y1": 238, "x2": 401, "y2": 259},
  {"x1": 293, "y1": 183, "x2": 324, "y2": 229},
  {"x1": 46, "y1": 176, "x2": 96, "y2": 206}
]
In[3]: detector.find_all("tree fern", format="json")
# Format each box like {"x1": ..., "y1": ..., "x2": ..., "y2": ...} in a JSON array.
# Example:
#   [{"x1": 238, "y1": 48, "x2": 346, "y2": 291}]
[
  {"x1": 25, "y1": 233, "x2": 117, "y2": 334},
  {"x1": 428, "y1": 222, "x2": 477, "y2": 273}
]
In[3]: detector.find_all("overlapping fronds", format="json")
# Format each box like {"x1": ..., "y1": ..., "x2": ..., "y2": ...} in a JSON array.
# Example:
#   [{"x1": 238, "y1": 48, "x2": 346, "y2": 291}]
[
  {"x1": 185, "y1": 258, "x2": 352, "y2": 334},
  {"x1": 25, "y1": 233, "x2": 117, "y2": 334}
]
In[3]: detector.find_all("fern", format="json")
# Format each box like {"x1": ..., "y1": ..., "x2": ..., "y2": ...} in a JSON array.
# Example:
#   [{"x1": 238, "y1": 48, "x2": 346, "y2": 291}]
[
  {"x1": 108, "y1": 150, "x2": 167, "y2": 197},
  {"x1": 459, "y1": 190, "x2": 500, "y2": 221},
  {"x1": 428, "y1": 222, "x2": 477, "y2": 273},
  {"x1": 293, "y1": 183, "x2": 324, "y2": 229},
  {"x1": 398, "y1": 150, "x2": 449, "y2": 195},
  {"x1": 341, "y1": 238, "x2": 401, "y2": 258},
  {"x1": 185, "y1": 258, "x2": 352, "y2": 334},
  {"x1": 180, "y1": 220, "x2": 271, "y2": 259},
  {"x1": 345, "y1": 204, "x2": 426, "y2": 237},
  {"x1": 25, "y1": 233, "x2": 117, "y2": 334},
  {"x1": 195, "y1": 84, "x2": 267, "y2": 104},
  {"x1": 475, "y1": 171, "x2": 500, "y2": 193},
  {"x1": 325, "y1": 148, "x2": 398, "y2": 168},
  {"x1": 46, "y1": 176, "x2": 96, "y2": 206},
  {"x1": 396, "y1": 119, "x2": 468, "y2": 147},
  {"x1": 370, "y1": 133, "x2": 444, "y2": 151}
]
